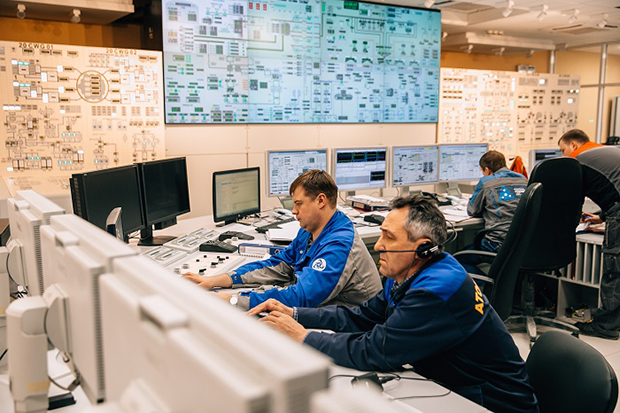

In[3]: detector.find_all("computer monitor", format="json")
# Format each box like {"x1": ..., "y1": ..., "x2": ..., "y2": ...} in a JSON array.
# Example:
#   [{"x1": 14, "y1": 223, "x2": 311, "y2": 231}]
[
  {"x1": 332, "y1": 148, "x2": 387, "y2": 192},
  {"x1": 6, "y1": 213, "x2": 138, "y2": 411},
  {"x1": 6, "y1": 190, "x2": 64, "y2": 296},
  {"x1": 137, "y1": 157, "x2": 191, "y2": 246},
  {"x1": 213, "y1": 167, "x2": 261, "y2": 225},
  {"x1": 267, "y1": 149, "x2": 328, "y2": 197},
  {"x1": 438, "y1": 144, "x2": 489, "y2": 183},
  {"x1": 70, "y1": 165, "x2": 145, "y2": 241},
  {"x1": 391, "y1": 145, "x2": 439, "y2": 187},
  {"x1": 529, "y1": 148, "x2": 562, "y2": 168},
  {"x1": 101, "y1": 255, "x2": 329, "y2": 413}
]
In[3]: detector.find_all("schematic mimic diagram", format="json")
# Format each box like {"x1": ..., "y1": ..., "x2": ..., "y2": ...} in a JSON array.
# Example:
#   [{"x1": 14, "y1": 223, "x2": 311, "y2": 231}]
[
  {"x1": 0, "y1": 41, "x2": 165, "y2": 188},
  {"x1": 163, "y1": 0, "x2": 441, "y2": 124},
  {"x1": 438, "y1": 68, "x2": 579, "y2": 169}
]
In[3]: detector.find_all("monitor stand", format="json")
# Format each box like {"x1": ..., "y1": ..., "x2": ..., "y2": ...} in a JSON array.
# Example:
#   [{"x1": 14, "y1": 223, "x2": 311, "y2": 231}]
[{"x1": 137, "y1": 218, "x2": 178, "y2": 246}]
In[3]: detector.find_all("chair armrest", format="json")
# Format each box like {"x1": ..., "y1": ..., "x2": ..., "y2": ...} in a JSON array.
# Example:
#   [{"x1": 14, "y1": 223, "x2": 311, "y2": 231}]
[
  {"x1": 469, "y1": 273, "x2": 495, "y2": 285},
  {"x1": 453, "y1": 249, "x2": 497, "y2": 265}
]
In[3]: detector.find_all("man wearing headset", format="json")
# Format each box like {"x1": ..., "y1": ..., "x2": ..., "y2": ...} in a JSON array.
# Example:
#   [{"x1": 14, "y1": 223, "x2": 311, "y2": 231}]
[{"x1": 249, "y1": 195, "x2": 538, "y2": 413}]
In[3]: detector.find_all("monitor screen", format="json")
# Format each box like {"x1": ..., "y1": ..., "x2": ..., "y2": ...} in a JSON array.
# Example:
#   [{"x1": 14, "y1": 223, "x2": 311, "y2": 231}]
[
  {"x1": 530, "y1": 149, "x2": 562, "y2": 168},
  {"x1": 213, "y1": 167, "x2": 261, "y2": 224},
  {"x1": 438, "y1": 144, "x2": 488, "y2": 182},
  {"x1": 162, "y1": 0, "x2": 441, "y2": 124},
  {"x1": 392, "y1": 145, "x2": 439, "y2": 186},
  {"x1": 138, "y1": 157, "x2": 191, "y2": 226},
  {"x1": 71, "y1": 166, "x2": 144, "y2": 236},
  {"x1": 333, "y1": 148, "x2": 387, "y2": 191},
  {"x1": 267, "y1": 150, "x2": 328, "y2": 197}
]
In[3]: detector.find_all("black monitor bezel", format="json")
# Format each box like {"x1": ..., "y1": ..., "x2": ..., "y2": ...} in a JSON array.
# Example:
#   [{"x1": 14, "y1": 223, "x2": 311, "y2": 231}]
[
  {"x1": 137, "y1": 157, "x2": 191, "y2": 226},
  {"x1": 73, "y1": 165, "x2": 146, "y2": 235},
  {"x1": 212, "y1": 167, "x2": 261, "y2": 224}
]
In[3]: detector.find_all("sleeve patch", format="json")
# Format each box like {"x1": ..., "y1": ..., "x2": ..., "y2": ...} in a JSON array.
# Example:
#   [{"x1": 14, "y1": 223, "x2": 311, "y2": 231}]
[{"x1": 311, "y1": 258, "x2": 327, "y2": 271}]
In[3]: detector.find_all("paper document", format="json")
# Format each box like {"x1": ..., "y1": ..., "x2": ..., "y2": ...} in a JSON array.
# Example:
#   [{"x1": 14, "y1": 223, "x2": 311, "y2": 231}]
[
  {"x1": 441, "y1": 206, "x2": 469, "y2": 217},
  {"x1": 266, "y1": 221, "x2": 300, "y2": 242}
]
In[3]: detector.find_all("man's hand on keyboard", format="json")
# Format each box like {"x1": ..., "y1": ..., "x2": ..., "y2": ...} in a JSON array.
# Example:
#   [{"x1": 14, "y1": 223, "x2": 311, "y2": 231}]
[
  {"x1": 182, "y1": 272, "x2": 233, "y2": 289},
  {"x1": 247, "y1": 298, "x2": 293, "y2": 318}
]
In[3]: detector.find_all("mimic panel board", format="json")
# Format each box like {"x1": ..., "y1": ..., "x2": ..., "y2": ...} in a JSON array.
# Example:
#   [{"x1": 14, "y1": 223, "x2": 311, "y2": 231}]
[
  {"x1": 163, "y1": 0, "x2": 441, "y2": 124},
  {"x1": 439, "y1": 68, "x2": 579, "y2": 168},
  {"x1": 0, "y1": 41, "x2": 165, "y2": 193}
]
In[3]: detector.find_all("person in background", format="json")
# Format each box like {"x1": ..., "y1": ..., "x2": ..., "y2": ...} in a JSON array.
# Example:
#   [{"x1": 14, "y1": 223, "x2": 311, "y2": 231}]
[
  {"x1": 184, "y1": 169, "x2": 382, "y2": 311},
  {"x1": 467, "y1": 150, "x2": 528, "y2": 252},
  {"x1": 249, "y1": 195, "x2": 538, "y2": 413},
  {"x1": 559, "y1": 129, "x2": 620, "y2": 340}
]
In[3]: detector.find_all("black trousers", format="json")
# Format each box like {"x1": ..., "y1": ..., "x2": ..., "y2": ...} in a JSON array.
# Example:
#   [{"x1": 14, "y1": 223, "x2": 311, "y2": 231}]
[{"x1": 593, "y1": 203, "x2": 620, "y2": 332}]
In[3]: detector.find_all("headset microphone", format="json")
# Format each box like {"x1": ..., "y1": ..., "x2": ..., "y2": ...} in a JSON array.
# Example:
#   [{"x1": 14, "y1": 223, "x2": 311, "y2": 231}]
[
  {"x1": 376, "y1": 221, "x2": 457, "y2": 259},
  {"x1": 377, "y1": 241, "x2": 438, "y2": 258}
]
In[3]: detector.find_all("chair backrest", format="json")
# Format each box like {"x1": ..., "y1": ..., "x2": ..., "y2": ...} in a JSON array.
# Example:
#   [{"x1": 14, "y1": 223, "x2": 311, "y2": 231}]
[
  {"x1": 486, "y1": 183, "x2": 543, "y2": 320},
  {"x1": 521, "y1": 157, "x2": 583, "y2": 271},
  {"x1": 526, "y1": 331, "x2": 619, "y2": 413}
]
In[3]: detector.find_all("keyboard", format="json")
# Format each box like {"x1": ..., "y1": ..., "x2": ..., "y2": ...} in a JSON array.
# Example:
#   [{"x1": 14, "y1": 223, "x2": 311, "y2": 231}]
[
  {"x1": 199, "y1": 240, "x2": 238, "y2": 253},
  {"x1": 254, "y1": 216, "x2": 296, "y2": 234},
  {"x1": 218, "y1": 230, "x2": 255, "y2": 241}
]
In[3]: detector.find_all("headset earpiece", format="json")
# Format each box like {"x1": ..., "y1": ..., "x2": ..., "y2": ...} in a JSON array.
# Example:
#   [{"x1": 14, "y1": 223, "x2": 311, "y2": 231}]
[{"x1": 415, "y1": 240, "x2": 436, "y2": 258}]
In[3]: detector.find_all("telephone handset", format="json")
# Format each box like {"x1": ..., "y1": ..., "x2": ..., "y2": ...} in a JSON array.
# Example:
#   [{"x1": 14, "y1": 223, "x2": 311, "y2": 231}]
[{"x1": 421, "y1": 192, "x2": 451, "y2": 206}]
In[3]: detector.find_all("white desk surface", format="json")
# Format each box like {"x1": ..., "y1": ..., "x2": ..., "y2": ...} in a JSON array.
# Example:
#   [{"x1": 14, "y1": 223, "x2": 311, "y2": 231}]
[{"x1": 0, "y1": 209, "x2": 486, "y2": 413}]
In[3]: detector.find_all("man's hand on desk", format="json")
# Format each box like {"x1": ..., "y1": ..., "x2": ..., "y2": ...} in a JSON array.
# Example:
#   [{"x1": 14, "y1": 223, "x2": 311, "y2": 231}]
[
  {"x1": 182, "y1": 272, "x2": 233, "y2": 289},
  {"x1": 247, "y1": 298, "x2": 293, "y2": 317},
  {"x1": 248, "y1": 299, "x2": 307, "y2": 343},
  {"x1": 210, "y1": 291, "x2": 232, "y2": 303},
  {"x1": 582, "y1": 213, "x2": 603, "y2": 225}
]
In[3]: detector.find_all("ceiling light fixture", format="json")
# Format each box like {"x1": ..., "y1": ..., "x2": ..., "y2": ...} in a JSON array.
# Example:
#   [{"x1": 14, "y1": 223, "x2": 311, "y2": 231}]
[
  {"x1": 502, "y1": 0, "x2": 514, "y2": 18},
  {"x1": 16, "y1": 3, "x2": 26, "y2": 19},
  {"x1": 526, "y1": 49, "x2": 535, "y2": 58},
  {"x1": 597, "y1": 13, "x2": 609, "y2": 29},
  {"x1": 71, "y1": 9, "x2": 81, "y2": 23},
  {"x1": 424, "y1": 0, "x2": 435, "y2": 8},
  {"x1": 567, "y1": 9, "x2": 579, "y2": 24},
  {"x1": 495, "y1": 47, "x2": 506, "y2": 56},
  {"x1": 537, "y1": 5, "x2": 548, "y2": 21}
]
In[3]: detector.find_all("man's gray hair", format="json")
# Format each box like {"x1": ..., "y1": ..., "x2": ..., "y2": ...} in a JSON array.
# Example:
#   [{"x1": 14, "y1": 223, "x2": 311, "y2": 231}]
[{"x1": 390, "y1": 195, "x2": 448, "y2": 254}]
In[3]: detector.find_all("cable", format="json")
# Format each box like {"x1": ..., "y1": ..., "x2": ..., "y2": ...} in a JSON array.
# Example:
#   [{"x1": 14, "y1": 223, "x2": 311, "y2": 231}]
[
  {"x1": 391, "y1": 389, "x2": 452, "y2": 400},
  {"x1": 328, "y1": 374, "x2": 358, "y2": 382},
  {"x1": 0, "y1": 349, "x2": 7, "y2": 361}
]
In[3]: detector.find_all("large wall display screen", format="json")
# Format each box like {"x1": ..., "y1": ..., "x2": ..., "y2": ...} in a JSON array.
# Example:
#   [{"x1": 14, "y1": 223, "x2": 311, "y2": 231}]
[{"x1": 163, "y1": 0, "x2": 441, "y2": 124}]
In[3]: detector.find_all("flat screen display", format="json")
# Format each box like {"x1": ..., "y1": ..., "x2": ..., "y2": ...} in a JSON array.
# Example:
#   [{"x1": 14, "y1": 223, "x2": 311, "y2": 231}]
[{"x1": 163, "y1": 0, "x2": 441, "y2": 124}]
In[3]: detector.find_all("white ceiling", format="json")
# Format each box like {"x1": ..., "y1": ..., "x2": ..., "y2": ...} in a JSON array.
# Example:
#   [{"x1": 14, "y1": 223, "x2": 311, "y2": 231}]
[{"x1": 396, "y1": 0, "x2": 620, "y2": 54}]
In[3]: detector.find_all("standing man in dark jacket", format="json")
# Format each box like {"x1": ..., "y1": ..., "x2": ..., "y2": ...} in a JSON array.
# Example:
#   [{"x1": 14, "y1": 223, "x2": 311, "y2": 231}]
[
  {"x1": 559, "y1": 129, "x2": 620, "y2": 340},
  {"x1": 250, "y1": 195, "x2": 538, "y2": 413}
]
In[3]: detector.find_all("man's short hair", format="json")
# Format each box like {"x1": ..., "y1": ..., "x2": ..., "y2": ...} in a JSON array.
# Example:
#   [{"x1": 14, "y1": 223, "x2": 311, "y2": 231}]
[
  {"x1": 390, "y1": 195, "x2": 448, "y2": 255},
  {"x1": 479, "y1": 150, "x2": 506, "y2": 174},
  {"x1": 290, "y1": 169, "x2": 338, "y2": 208},
  {"x1": 558, "y1": 129, "x2": 590, "y2": 146}
]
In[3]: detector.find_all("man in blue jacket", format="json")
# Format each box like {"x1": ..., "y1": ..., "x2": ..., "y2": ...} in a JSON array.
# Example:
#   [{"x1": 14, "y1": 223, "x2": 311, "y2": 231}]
[
  {"x1": 250, "y1": 195, "x2": 538, "y2": 413},
  {"x1": 467, "y1": 150, "x2": 528, "y2": 252},
  {"x1": 184, "y1": 169, "x2": 382, "y2": 310}
]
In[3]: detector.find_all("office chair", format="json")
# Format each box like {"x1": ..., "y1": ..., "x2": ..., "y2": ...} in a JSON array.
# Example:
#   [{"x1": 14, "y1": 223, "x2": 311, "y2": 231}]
[
  {"x1": 453, "y1": 183, "x2": 543, "y2": 321},
  {"x1": 526, "y1": 331, "x2": 618, "y2": 413},
  {"x1": 506, "y1": 157, "x2": 584, "y2": 344},
  {"x1": 605, "y1": 136, "x2": 620, "y2": 145}
]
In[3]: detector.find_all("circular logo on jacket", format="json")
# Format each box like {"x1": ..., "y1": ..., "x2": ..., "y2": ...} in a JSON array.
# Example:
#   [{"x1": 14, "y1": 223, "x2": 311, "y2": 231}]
[{"x1": 312, "y1": 258, "x2": 327, "y2": 271}]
